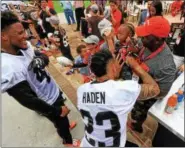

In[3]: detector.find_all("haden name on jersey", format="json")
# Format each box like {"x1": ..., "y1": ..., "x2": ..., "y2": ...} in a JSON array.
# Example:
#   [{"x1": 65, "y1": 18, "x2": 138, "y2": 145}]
[{"x1": 82, "y1": 92, "x2": 105, "y2": 104}]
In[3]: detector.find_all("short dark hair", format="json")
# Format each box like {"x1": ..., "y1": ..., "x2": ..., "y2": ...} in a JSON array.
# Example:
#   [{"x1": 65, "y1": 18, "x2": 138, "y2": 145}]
[
  {"x1": 109, "y1": 0, "x2": 117, "y2": 5},
  {"x1": 1, "y1": 11, "x2": 20, "y2": 31},
  {"x1": 90, "y1": 50, "x2": 113, "y2": 77},
  {"x1": 76, "y1": 44, "x2": 86, "y2": 54}
]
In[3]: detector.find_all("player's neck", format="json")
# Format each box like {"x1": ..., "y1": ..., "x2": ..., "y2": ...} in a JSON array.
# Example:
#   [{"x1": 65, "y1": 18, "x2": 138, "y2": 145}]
[
  {"x1": 1, "y1": 44, "x2": 17, "y2": 55},
  {"x1": 96, "y1": 75, "x2": 109, "y2": 83}
]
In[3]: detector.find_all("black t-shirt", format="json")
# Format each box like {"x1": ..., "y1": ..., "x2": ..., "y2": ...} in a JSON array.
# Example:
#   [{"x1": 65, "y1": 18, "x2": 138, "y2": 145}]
[
  {"x1": 40, "y1": 8, "x2": 56, "y2": 34},
  {"x1": 87, "y1": 16, "x2": 103, "y2": 40},
  {"x1": 173, "y1": 33, "x2": 185, "y2": 57},
  {"x1": 54, "y1": 26, "x2": 71, "y2": 52},
  {"x1": 53, "y1": 26, "x2": 74, "y2": 60}
]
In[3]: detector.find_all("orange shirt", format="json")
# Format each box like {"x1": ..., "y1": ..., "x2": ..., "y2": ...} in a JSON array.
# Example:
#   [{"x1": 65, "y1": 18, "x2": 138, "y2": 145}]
[
  {"x1": 112, "y1": 9, "x2": 122, "y2": 35},
  {"x1": 83, "y1": 50, "x2": 91, "y2": 65}
]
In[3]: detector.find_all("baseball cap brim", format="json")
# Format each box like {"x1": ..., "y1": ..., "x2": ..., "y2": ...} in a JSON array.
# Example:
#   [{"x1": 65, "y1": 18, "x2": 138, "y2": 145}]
[
  {"x1": 82, "y1": 38, "x2": 99, "y2": 45},
  {"x1": 82, "y1": 38, "x2": 97, "y2": 44},
  {"x1": 101, "y1": 27, "x2": 112, "y2": 36},
  {"x1": 136, "y1": 25, "x2": 150, "y2": 37},
  {"x1": 82, "y1": 38, "x2": 94, "y2": 44}
]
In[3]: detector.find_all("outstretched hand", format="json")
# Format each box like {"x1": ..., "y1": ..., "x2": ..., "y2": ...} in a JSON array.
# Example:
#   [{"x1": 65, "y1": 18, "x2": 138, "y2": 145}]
[{"x1": 115, "y1": 54, "x2": 124, "y2": 78}]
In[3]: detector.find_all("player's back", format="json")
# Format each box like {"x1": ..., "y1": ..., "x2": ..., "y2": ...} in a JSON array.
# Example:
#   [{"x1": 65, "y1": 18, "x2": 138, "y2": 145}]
[{"x1": 77, "y1": 79, "x2": 141, "y2": 147}]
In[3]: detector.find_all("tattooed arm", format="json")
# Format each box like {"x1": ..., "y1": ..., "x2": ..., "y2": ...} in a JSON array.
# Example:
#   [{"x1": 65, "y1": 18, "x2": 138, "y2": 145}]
[
  {"x1": 135, "y1": 66, "x2": 160, "y2": 100},
  {"x1": 126, "y1": 56, "x2": 160, "y2": 100}
]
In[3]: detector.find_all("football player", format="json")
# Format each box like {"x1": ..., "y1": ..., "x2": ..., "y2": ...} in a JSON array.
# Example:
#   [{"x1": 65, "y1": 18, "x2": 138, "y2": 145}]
[
  {"x1": 77, "y1": 50, "x2": 160, "y2": 147},
  {"x1": 1, "y1": 11, "x2": 80, "y2": 147}
]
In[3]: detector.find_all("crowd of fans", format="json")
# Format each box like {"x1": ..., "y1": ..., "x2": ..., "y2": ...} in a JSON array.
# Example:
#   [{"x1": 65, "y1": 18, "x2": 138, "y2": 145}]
[{"x1": 1, "y1": 0, "x2": 185, "y2": 147}]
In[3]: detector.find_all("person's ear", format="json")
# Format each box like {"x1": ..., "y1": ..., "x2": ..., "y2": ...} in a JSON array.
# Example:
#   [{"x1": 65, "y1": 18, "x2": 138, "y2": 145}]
[
  {"x1": 129, "y1": 32, "x2": 132, "y2": 38},
  {"x1": 1, "y1": 32, "x2": 9, "y2": 41}
]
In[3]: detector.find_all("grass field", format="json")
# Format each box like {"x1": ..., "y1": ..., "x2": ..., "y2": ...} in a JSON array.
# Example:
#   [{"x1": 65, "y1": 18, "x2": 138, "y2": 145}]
[{"x1": 53, "y1": 1, "x2": 91, "y2": 13}]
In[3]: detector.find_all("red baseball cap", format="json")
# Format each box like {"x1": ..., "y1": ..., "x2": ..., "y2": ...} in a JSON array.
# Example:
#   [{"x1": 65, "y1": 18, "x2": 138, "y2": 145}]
[{"x1": 136, "y1": 16, "x2": 170, "y2": 38}]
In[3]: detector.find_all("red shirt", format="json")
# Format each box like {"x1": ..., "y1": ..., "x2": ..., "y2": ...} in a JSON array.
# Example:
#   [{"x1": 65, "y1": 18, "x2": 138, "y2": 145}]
[
  {"x1": 83, "y1": 50, "x2": 91, "y2": 65},
  {"x1": 48, "y1": 0, "x2": 54, "y2": 9},
  {"x1": 112, "y1": 9, "x2": 122, "y2": 35}
]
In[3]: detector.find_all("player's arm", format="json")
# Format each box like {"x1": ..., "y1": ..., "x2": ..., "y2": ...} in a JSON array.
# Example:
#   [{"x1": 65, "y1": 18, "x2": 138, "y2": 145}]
[
  {"x1": 136, "y1": 67, "x2": 160, "y2": 100},
  {"x1": 72, "y1": 63, "x2": 88, "y2": 68},
  {"x1": 6, "y1": 81, "x2": 68, "y2": 117},
  {"x1": 104, "y1": 31, "x2": 116, "y2": 56},
  {"x1": 126, "y1": 56, "x2": 160, "y2": 100}
]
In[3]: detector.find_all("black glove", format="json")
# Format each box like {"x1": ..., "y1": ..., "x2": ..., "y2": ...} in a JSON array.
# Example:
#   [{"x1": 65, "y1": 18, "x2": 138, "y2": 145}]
[
  {"x1": 28, "y1": 56, "x2": 51, "y2": 83},
  {"x1": 34, "y1": 50, "x2": 49, "y2": 65}
]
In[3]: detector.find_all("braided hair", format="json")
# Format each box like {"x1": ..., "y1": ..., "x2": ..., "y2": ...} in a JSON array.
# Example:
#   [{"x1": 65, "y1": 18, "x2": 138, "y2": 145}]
[
  {"x1": 120, "y1": 23, "x2": 135, "y2": 37},
  {"x1": 125, "y1": 23, "x2": 135, "y2": 37}
]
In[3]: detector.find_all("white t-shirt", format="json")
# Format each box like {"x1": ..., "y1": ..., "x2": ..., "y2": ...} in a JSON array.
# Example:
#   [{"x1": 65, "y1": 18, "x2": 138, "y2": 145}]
[
  {"x1": 1, "y1": 42, "x2": 59, "y2": 105},
  {"x1": 77, "y1": 80, "x2": 141, "y2": 147}
]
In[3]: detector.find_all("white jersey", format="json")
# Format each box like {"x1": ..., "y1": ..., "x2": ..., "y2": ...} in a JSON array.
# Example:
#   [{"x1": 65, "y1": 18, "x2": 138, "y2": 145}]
[
  {"x1": 1, "y1": 1, "x2": 25, "y2": 11},
  {"x1": 77, "y1": 80, "x2": 141, "y2": 147},
  {"x1": 1, "y1": 42, "x2": 59, "y2": 105},
  {"x1": 1, "y1": 0, "x2": 26, "y2": 19}
]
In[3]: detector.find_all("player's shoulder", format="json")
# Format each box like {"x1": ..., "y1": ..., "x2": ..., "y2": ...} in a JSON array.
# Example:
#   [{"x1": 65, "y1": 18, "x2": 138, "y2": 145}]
[
  {"x1": 1, "y1": 42, "x2": 33, "y2": 75},
  {"x1": 112, "y1": 80, "x2": 141, "y2": 92},
  {"x1": 20, "y1": 41, "x2": 35, "y2": 58},
  {"x1": 109, "y1": 80, "x2": 141, "y2": 107},
  {"x1": 1, "y1": 52, "x2": 19, "y2": 73},
  {"x1": 1, "y1": 54, "x2": 25, "y2": 79},
  {"x1": 1, "y1": 53, "x2": 26, "y2": 92},
  {"x1": 77, "y1": 82, "x2": 91, "y2": 93}
]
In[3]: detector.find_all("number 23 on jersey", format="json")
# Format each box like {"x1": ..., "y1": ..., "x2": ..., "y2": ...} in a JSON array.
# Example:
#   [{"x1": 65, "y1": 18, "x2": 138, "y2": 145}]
[{"x1": 80, "y1": 109, "x2": 121, "y2": 147}]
